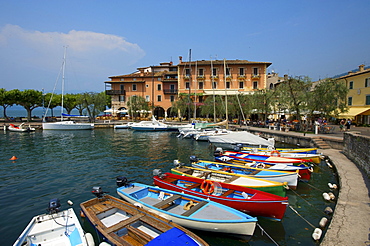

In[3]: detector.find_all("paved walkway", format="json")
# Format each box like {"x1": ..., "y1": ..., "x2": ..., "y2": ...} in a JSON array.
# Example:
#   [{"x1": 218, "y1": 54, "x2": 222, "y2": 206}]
[{"x1": 244, "y1": 124, "x2": 370, "y2": 245}]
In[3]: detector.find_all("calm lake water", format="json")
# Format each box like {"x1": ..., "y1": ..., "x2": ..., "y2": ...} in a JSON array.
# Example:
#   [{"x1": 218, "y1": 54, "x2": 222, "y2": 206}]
[{"x1": 0, "y1": 129, "x2": 338, "y2": 246}]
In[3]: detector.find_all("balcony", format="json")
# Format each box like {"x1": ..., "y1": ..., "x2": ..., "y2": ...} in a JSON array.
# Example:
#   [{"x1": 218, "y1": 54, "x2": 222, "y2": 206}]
[
  {"x1": 197, "y1": 75, "x2": 205, "y2": 80},
  {"x1": 106, "y1": 90, "x2": 125, "y2": 95},
  {"x1": 252, "y1": 75, "x2": 260, "y2": 79},
  {"x1": 163, "y1": 89, "x2": 178, "y2": 94}
]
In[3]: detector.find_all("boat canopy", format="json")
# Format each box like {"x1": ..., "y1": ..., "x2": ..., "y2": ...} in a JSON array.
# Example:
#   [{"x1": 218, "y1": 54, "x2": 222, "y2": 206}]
[{"x1": 208, "y1": 131, "x2": 274, "y2": 147}]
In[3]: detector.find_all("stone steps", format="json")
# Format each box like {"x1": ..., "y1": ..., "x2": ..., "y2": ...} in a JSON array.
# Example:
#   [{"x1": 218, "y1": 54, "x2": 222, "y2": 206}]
[{"x1": 312, "y1": 137, "x2": 331, "y2": 149}]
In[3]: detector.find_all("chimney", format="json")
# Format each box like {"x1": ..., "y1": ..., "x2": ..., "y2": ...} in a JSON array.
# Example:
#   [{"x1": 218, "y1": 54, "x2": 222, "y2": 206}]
[
  {"x1": 359, "y1": 64, "x2": 365, "y2": 72},
  {"x1": 179, "y1": 56, "x2": 183, "y2": 63}
]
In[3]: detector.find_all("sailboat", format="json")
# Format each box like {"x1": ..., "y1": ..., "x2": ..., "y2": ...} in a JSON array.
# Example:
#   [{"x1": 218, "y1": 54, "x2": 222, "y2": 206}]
[{"x1": 42, "y1": 47, "x2": 94, "y2": 130}]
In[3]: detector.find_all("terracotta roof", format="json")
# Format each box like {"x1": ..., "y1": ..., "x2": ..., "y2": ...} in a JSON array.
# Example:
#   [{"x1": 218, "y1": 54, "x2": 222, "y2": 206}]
[{"x1": 178, "y1": 59, "x2": 272, "y2": 67}]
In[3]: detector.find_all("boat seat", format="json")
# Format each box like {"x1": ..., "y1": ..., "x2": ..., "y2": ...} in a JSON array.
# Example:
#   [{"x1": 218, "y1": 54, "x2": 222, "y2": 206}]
[
  {"x1": 127, "y1": 225, "x2": 153, "y2": 243},
  {"x1": 106, "y1": 213, "x2": 144, "y2": 233},
  {"x1": 181, "y1": 200, "x2": 208, "y2": 217},
  {"x1": 220, "y1": 189, "x2": 234, "y2": 197},
  {"x1": 186, "y1": 183, "x2": 201, "y2": 189},
  {"x1": 223, "y1": 176, "x2": 239, "y2": 183},
  {"x1": 153, "y1": 194, "x2": 181, "y2": 209}
]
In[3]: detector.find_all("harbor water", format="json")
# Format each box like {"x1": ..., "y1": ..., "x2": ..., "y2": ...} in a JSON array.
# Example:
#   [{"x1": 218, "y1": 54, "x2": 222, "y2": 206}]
[{"x1": 0, "y1": 129, "x2": 338, "y2": 245}]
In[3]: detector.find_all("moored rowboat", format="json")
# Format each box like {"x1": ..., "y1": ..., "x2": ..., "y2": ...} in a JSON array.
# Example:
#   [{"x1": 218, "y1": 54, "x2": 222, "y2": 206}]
[{"x1": 153, "y1": 170, "x2": 289, "y2": 221}]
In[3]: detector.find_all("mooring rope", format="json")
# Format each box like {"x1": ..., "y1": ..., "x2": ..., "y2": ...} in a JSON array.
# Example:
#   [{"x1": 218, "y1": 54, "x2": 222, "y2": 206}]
[
  {"x1": 289, "y1": 205, "x2": 316, "y2": 229},
  {"x1": 257, "y1": 223, "x2": 279, "y2": 246}
]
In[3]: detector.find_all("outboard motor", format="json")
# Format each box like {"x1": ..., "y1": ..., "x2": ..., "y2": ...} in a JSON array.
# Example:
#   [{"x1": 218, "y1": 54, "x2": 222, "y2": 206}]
[
  {"x1": 153, "y1": 169, "x2": 165, "y2": 179},
  {"x1": 189, "y1": 155, "x2": 198, "y2": 163},
  {"x1": 173, "y1": 160, "x2": 184, "y2": 168},
  {"x1": 48, "y1": 198, "x2": 61, "y2": 214},
  {"x1": 233, "y1": 146, "x2": 241, "y2": 152},
  {"x1": 213, "y1": 147, "x2": 223, "y2": 157},
  {"x1": 116, "y1": 176, "x2": 133, "y2": 188},
  {"x1": 92, "y1": 186, "x2": 107, "y2": 198}
]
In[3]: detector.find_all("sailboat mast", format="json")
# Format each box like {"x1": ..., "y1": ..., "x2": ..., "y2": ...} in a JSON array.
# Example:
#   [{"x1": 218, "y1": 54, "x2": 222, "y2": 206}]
[
  {"x1": 224, "y1": 58, "x2": 228, "y2": 129},
  {"x1": 61, "y1": 46, "x2": 67, "y2": 121},
  {"x1": 193, "y1": 61, "x2": 197, "y2": 119},
  {"x1": 211, "y1": 58, "x2": 216, "y2": 123},
  {"x1": 187, "y1": 49, "x2": 191, "y2": 123}
]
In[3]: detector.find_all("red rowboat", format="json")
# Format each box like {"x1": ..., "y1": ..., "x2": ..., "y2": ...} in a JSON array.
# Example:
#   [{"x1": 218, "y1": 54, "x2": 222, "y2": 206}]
[{"x1": 153, "y1": 171, "x2": 289, "y2": 221}]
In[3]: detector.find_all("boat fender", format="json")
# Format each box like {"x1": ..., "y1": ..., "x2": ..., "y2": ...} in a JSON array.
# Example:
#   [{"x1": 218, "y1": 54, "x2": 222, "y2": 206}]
[
  {"x1": 99, "y1": 242, "x2": 111, "y2": 246},
  {"x1": 85, "y1": 233, "x2": 95, "y2": 246},
  {"x1": 324, "y1": 206, "x2": 333, "y2": 214},
  {"x1": 283, "y1": 182, "x2": 290, "y2": 190},
  {"x1": 308, "y1": 167, "x2": 314, "y2": 172},
  {"x1": 322, "y1": 192, "x2": 330, "y2": 201},
  {"x1": 270, "y1": 150, "x2": 281, "y2": 157},
  {"x1": 312, "y1": 228, "x2": 322, "y2": 241},
  {"x1": 183, "y1": 201, "x2": 195, "y2": 210},
  {"x1": 80, "y1": 210, "x2": 85, "y2": 218},
  {"x1": 319, "y1": 217, "x2": 328, "y2": 228},
  {"x1": 134, "y1": 202, "x2": 143, "y2": 208},
  {"x1": 67, "y1": 200, "x2": 73, "y2": 206},
  {"x1": 328, "y1": 183, "x2": 337, "y2": 189},
  {"x1": 328, "y1": 192, "x2": 335, "y2": 200}
]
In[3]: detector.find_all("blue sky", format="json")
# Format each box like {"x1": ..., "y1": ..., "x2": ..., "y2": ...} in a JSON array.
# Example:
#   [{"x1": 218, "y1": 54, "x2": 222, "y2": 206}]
[{"x1": 0, "y1": 0, "x2": 369, "y2": 93}]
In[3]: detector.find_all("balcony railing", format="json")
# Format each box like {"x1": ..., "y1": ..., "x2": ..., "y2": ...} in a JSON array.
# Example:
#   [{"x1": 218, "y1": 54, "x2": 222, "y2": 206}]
[
  {"x1": 106, "y1": 90, "x2": 125, "y2": 95},
  {"x1": 163, "y1": 89, "x2": 178, "y2": 94},
  {"x1": 252, "y1": 75, "x2": 260, "y2": 79}
]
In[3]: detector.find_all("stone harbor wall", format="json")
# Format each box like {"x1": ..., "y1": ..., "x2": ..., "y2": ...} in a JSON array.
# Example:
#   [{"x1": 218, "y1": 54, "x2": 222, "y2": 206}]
[{"x1": 343, "y1": 132, "x2": 370, "y2": 178}]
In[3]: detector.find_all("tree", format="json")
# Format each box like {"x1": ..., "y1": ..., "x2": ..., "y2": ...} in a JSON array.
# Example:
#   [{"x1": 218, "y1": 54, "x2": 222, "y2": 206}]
[
  {"x1": 63, "y1": 93, "x2": 79, "y2": 114},
  {"x1": 80, "y1": 92, "x2": 107, "y2": 122},
  {"x1": 44, "y1": 93, "x2": 61, "y2": 117},
  {"x1": 17, "y1": 89, "x2": 43, "y2": 121},
  {"x1": 127, "y1": 95, "x2": 150, "y2": 119},
  {"x1": 275, "y1": 76, "x2": 312, "y2": 124},
  {"x1": 0, "y1": 89, "x2": 17, "y2": 119},
  {"x1": 252, "y1": 89, "x2": 277, "y2": 123}
]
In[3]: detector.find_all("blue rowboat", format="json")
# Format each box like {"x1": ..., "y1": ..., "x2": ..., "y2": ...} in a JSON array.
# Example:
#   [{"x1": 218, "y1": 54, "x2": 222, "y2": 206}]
[{"x1": 117, "y1": 182, "x2": 257, "y2": 239}]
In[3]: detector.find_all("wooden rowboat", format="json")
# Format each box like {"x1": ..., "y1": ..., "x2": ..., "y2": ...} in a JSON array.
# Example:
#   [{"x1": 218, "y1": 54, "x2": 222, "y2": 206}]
[
  {"x1": 116, "y1": 182, "x2": 257, "y2": 239},
  {"x1": 171, "y1": 165, "x2": 287, "y2": 197},
  {"x1": 153, "y1": 170, "x2": 289, "y2": 221},
  {"x1": 241, "y1": 147, "x2": 319, "y2": 154},
  {"x1": 80, "y1": 188, "x2": 208, "y2": 246}
]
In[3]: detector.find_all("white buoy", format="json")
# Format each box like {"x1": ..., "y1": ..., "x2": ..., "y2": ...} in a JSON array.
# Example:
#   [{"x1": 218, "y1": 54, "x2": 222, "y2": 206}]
[
  {"x1": 323, "y1": 192, "x2": 330, "y2": 201},
  {"x1": 67, "y1": 200, "x2": 73, "y2": 206},
  {"x1": 312, "y1": 228, "x2": 322, "y2": 240},
  {"x1": 319, "y1": 217, "x2": 328, "y2": 228},
  {"x1": 324, "y1": 206, "x2": 333, "y2": 214},
  {"x1": 99, "y1": 242, "x2": 110, "y2": 246},
  {"x1": 328, "y1": 192, "x2": 335, "y2": 200},
  {"x1": 85, "y1": 233, "x2": 95, "y2": 246},
  {"x1": 328, "y1": 183, "x2": 333, "y2": 189},
  {"x1": 332, "y1": 183, "x2": 338, "y2": 189}
]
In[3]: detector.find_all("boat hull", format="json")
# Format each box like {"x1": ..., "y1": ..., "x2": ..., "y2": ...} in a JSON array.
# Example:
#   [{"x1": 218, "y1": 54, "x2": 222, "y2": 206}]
[
  {"x1": 117, "y1": 183, "x2": 257, "y2": 238},
  {"x1": 13, "y1": 208, "x2": 88, "y2": 246},
  {"x1": 43, "y1": 121, "x2": 94, "y2": 130},
  {"x1": 153, "y1": 173, "x2": 288, "y2": 220}
]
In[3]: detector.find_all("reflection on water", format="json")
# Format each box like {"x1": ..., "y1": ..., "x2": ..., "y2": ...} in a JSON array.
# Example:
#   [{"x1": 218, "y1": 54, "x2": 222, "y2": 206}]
[{"x1": 0, "y1": 128, "x2": 338, "y2": 245}]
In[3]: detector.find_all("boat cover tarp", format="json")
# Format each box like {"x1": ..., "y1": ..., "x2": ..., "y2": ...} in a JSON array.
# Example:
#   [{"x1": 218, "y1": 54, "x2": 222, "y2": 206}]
[
  {"x1": 146, "y1": 227, "x2": 200, "y2": 246},
  {"x1": 208, "y1": 131, "x2": 273, "y2": 147}
]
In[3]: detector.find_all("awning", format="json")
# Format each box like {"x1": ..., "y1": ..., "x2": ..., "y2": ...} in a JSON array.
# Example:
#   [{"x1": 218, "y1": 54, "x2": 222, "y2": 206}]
[{"x1": 338, "y1": 107, "x2": 370, "y2": 118}]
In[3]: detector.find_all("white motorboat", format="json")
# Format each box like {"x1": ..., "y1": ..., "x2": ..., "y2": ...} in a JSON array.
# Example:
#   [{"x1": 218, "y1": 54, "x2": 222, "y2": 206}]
[
  {"x1": 131, "y1": 116, "x2": 168, "y2": 131},
  {"x1": 114, "y1": 122, "x2": 134, "y2": 129},
  {"x1": 8, "y1": 123, "x2": 36, "y2": 132},
  {"x1": 13, "y1": 199, "x2": 94, "y2": 246}
]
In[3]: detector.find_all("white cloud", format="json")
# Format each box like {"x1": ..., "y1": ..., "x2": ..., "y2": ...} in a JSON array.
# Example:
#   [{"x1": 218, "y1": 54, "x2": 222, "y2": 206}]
[{"x1": 0, "y1": 24, "x2": 146, "y2": 91}]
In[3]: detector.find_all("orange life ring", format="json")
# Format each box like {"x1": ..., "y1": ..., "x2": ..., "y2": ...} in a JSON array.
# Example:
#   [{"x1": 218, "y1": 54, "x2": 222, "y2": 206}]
[
  {"x1": 270, "y1": 150, "x2": 281, "y2": 157},
  {"x1": 200, "y1": 180, "x2": 215, "y2": 195}
]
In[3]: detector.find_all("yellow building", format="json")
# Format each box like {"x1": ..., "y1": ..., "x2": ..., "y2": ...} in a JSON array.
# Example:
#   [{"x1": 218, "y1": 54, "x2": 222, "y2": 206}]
[{"x1": 337, "y1": 64, "x2": 370, "y2": 125}]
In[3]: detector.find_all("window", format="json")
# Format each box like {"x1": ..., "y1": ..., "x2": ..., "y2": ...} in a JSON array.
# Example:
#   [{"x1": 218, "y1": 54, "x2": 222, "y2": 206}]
[
  {"x1": 226, "y1": 81, "x2": 230, "y2": 89},
  {"x1": 120, "y1": 78, "x2": 124, "y2": 81},
  {"x1": 226, "y1": 68, "x2": 230, "y2": 76},
  {"x1": 170, "y1": 84, "x2": 175, "y2": 92},
  {"x1": 212, "y1": 68, "x2": 217, "y2": 77},
  {"x1": 253, "y1": 68, "x2": 258, "y2": 75},
  {"x1": 239, "y1": 81, "x2": 244, "y2": 89},
  {"x1": 145, "y1": 95, "x2": 150, "y2": 102},
  {"x1": 185, "y1": 68, "x2": 191, "y2": 77},
  {"x1": 348, "y1": 97, "x2": 352, "y2": 106},
  {"x1": 133, "y1": 78, "x2": 136, "y2": 81},
  {"x1": 185, "y1": 82, "x2": 190, "y2": 89},
  {"x1": 170, "y1": 95, "x2": 175, "y2": 102},
  {"x1": 366, "y1": 95, "x2": 370, "y2": 105},
  {"x1": 157, "y1": 95, "x2": 162, "y2": 102},
  {"x1": 253, "y1": 81, "x2": 258, "y2": 89},
  {"x1": 239, "y1": 68, "x2": 245, "y2": 76},
  {"x1": 132, "y1": 84, "x2": 137, "y2": 91},
  {"x1": 199, "y1": 82, "x2": 204, "y2": 89},
  {"x1": 146, "y1": 84, "x2": 149, "y2": 88},
  {"x1": 119, "y1": 95, "x2": 125, "y2": 102},
  {"x1": 198, "y1": 68, "x2": 204, "y2": 77},
  {"x1": 157, "y1": 84, "x2": 162, "y2": 90},
  {"x1": 349, "y1": 81, "x2": 353, "y2": 89},
  {"x1": 157, "y1": 78, "x2": 161, "y2": 81},
  {"x1": 212, "y1": 81, "x2": 217, "y2": 89},
  {"x1": 365, "y1": 78, "x2": 370, "y2": 87}
]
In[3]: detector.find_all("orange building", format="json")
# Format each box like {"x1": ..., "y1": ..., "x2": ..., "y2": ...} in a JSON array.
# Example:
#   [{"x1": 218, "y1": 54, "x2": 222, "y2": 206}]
[{"x1": 105, "y1": 57, "x2": 271, "y2": 118}]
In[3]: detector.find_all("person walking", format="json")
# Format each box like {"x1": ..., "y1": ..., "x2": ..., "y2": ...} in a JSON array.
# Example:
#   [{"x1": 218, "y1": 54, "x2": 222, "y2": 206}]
[
  {"x1": 340, "y1": 119, "x2": 346, "y2": 132},
  {"x1": 345, "y1": 119, "x2": 352, "y2": 131}
]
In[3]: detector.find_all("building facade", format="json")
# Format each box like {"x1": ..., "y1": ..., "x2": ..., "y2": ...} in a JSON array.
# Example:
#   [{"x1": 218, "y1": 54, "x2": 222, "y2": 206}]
[
  {"x1": 105, "y1": 57, "x2": 271, "y2": 119},
  {"x1": 337, "y1": 64, "x2": 370, "y2": 125}
]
